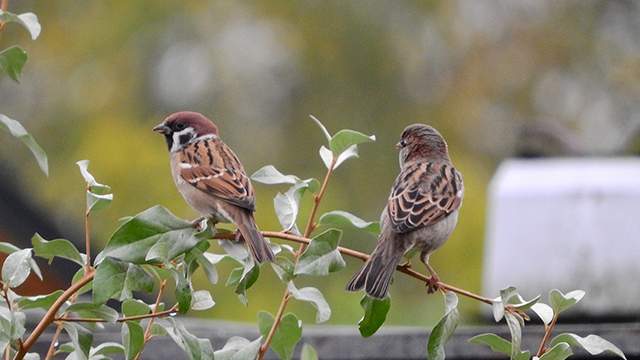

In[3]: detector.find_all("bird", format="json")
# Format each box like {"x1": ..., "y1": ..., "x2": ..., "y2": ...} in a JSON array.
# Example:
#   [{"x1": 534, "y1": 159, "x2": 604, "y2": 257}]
[
  {"x1": 346, "y1": 124, "x2": 463, "y2": 299},
  {"x1": 153, "y1": 111, "x2": 274, "y2": 263}
]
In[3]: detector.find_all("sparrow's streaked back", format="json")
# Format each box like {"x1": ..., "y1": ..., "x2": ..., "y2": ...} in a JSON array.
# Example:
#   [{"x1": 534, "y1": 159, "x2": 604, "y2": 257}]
[{"x1": 153, "y1": 111, "x2": 274, "y2": 263}]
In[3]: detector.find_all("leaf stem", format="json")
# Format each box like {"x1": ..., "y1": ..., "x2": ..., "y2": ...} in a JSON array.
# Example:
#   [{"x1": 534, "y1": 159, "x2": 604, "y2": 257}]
[
  {"x1": 535, "y1": 313, "x2": 559, "y2": 357},
  {"x1": 15, "y1": 270, "x2": 94, "y2": 360},
  {"x1": 84, "y1": 198, "x2": 92, "y2": 272},
  {"x1": 258, "y1": 157, "x2": 336, "y2": 359}
]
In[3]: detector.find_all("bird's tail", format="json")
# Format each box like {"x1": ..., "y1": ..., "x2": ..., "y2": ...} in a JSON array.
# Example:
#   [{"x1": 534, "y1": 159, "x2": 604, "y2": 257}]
[
  {"x1": 346, "y1": 232, "x2": 406, "y2": 299},
  {"x1": 236, "y1": 211, "x2": 275, "y2": 263}
]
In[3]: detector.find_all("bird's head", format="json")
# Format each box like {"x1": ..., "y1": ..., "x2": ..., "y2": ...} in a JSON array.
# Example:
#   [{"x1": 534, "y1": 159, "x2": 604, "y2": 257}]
[
  {"x1": 396, "y1": 124, "x2": 449, "y2": 166},
  {"x1": 153, "y1": 111, "x2": 219, "y2": 152}
]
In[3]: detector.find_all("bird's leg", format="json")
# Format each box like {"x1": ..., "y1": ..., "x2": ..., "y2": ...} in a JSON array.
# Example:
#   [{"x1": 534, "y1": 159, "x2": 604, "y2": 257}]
[
  {"x1": 424, "y1": 262, "x2": 441, "y2": 294},
  {"x1": 398, "y1": 259, "x2": 412, "y2": 270},
  {"x1": 421, "y1": 252, "x2": 441, "y2": 294}
]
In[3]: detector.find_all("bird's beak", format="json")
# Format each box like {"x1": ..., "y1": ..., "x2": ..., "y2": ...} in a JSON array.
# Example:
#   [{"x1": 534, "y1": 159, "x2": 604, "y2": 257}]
[
  {"x1": 152, "y1": 123, "x2": 170, "y2": 134},
  {"x1": 395, "y1": 142, "x2": 402, "y2": 149}
]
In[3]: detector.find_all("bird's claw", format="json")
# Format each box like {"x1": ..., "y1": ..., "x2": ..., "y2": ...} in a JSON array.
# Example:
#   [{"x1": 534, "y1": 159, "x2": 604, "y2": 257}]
[
  {"x1": 191, "y1": 217, "x2": 207, "y2": 231},
  {"x1": 398, "y1": 262, "x2": 412, "y2": 270},
  {"x1": 426, "y1": 275, "x2": 441, "y2": 294}
]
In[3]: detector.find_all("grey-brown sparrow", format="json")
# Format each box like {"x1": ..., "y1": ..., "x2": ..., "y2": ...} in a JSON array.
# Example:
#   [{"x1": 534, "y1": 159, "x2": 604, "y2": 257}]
[
  {"x1": 153, "y1": 111, "x2": 274, "y2": 263},
  {"x1": 346, "y1": 124, "x2": 463, "y2": 298}
]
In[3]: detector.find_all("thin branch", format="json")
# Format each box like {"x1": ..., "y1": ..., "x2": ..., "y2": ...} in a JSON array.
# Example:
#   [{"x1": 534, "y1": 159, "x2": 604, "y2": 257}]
[
  {"x1": 84, "y1": 213, "x2": 91, "y2": 271},
  {"x1": 134, "y1": 279, "x2": 169, "y2": 360},
  {"x1": 15, "y1": 271, "x2": 95, "y2": 360},
  {"x1": 258, "y1": 158, "x2": 336, "y2": 360},
  {"x1": 55, "y1": 305, "x2": 178, "y2": 324},
  {"x1": 536, "y1": 314, "x2": 559, "y2": 357},
  {"x1": 44, "y1": 325, "x2": 63, "y2": 360},
  {"x1": 216, "y1": 230, "x2": 496, "y2": 305}
]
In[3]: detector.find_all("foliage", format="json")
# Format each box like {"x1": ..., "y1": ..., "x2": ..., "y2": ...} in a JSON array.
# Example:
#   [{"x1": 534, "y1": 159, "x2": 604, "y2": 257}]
[{"x1": 0, "y1": 6, "x2": 628, "y2": 360}]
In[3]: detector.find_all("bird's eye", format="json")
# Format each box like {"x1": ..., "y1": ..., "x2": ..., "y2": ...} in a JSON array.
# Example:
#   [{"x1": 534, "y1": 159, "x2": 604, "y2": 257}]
[
  {"x1": 399, "y1": 139, "x2": 407, "y2": 147},
  {"x1": 175, "y1": 123, "x2": 185, "y2": 131}
]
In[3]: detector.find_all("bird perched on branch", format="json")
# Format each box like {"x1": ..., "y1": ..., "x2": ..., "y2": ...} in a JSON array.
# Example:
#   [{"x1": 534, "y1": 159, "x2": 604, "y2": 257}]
[
  {"x1": 153, "y1": 111, "x2": 274, "y2": 263},
  {"x1": 346, "y1": 124, "x2": 463, "y2": 298}
]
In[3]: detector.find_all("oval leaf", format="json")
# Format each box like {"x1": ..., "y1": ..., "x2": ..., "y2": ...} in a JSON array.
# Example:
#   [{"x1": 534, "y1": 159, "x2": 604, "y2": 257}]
[
  {"x1": 32, "y1": 233, "x2": 84, "y2": 266},
  {"x1": 2, "y1": 248, "x2": 33, "y2": 288},
  {"x1": 549, "y1": 289, "x2": 585, "y2": 315},
  {"x1": 257, "y1": 311, "x2": 302, "y2": 360},
  {"x1": 0, "y1": 114, "x2": 48, "y2": 175},
  {"x1": 539, "y1": 342, "x2": 573, "y2": 360},
  {"x1": 251, "y1": 165, "x2": 299, "y2": 185},
  {"x1": 550, "y1": 333, "x2": 626, "y2": 359},
  {"x1": 427, "y1": 292, "x2": 460, "y2": 360},
  {"x1": 468, "y1": 333, "x2": 512, "y2": 355},
  {"x1": 358, "y1": 295, "x2": 390, "y2": 337},
  {"x1": 0, "y1": 46, "x2": 27, "y2": 83},
  {"x1": 0, "y1": 11, "x2": 41, "y2": 39},
  {"x1": 319, "y1": 210, "x2": 380, "y2": 234},
  {"x1": 295, "y1": 229, "x2": 346, "y2": 276},
  {"x1": 287, "y1": 282, "x2": 331, "y2": 323}
]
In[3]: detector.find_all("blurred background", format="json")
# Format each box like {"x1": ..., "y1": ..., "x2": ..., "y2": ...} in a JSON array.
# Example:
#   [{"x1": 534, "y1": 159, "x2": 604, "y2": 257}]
[{"x1": 1, "y1": 0, "x2": 639, "y2": 328}]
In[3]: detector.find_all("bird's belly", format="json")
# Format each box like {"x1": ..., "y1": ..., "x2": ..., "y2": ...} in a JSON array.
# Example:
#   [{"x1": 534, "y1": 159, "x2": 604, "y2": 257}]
[{"x1": 407, "y1": 210, "x2": 459, "y2": 255}]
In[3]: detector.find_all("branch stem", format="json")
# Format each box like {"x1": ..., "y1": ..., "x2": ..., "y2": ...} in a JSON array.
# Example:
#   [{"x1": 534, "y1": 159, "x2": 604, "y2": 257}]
[
  {"x1": 15, "y1": 271, "x2": 95, "y2": 360},
  {"x1": 258, "y1": 158, "x2": 336, "y2": 359},
  {"x1": 536, "y1": 314, "x2": 559, "y2": 357},
  {"x1": 55, "y1": 305, "x2": 177, "y2": 324}
]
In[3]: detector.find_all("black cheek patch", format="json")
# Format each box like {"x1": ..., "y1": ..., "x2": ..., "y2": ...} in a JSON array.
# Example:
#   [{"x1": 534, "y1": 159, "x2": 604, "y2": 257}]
[{"x1": 179, "y1": 133, "x2": 193, "y2": 146}]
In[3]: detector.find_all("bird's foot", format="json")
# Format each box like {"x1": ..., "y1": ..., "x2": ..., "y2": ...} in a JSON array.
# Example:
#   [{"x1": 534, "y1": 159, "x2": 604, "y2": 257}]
[
  {"x1": 398, "y1": 261, "x2": 412, "y2": 270},
  {"x1": 191, "y1": 217, "x2": 208, "y2": 231},
  {"x1": 426, "y1": 275, "x2": 441, "y2": 294}
]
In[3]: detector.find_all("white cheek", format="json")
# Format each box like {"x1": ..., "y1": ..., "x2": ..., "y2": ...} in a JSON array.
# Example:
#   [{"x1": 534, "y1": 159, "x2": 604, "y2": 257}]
[{"x1": 170, "y1": 127, "x2": 195, "y2": 152}]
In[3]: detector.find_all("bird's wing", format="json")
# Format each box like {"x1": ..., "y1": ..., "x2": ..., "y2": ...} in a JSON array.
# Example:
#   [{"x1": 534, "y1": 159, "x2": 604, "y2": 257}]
[
  {"x1": 387, "y1": 161, "x2": 463, "y2": 233},
  {"x1": 178, "y1": 137, "x2": 256, "y2": 211}
]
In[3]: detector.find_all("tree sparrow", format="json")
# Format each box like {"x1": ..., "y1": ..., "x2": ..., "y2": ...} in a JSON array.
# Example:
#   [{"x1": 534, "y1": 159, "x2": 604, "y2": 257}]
[
  {"x1": 346, "y1": 124, "x2": 463, "y2": 298},
  {"x1": 153, "y1": 111, "x2": 274, "y2": 263}
]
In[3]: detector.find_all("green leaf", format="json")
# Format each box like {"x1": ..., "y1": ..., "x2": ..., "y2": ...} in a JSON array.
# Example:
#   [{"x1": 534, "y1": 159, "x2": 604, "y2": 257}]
[
  {"x1": 17, "y1": 290, "x2": 63, "y2": 310},
  {"x1": 309, "y1": 115, "x2": 332, "y2": 142},
  {"x1": 549, "y1": 289, "x2": 585, "y2": 315},
  {"x1": 550, "y1": 333, "x2": 626, "y2": 359},
  {"x1": 226, "y1": 264, "x2": 260, "y2": 305},
  {"x1": 196, "y1": 252, "x2": 219, "y2": 285},
  {"x1": 32, "y1": 233, "x2": 84, "y2": 266},
  {"x1": 257, "y1": 311, "x2": 302, "y2": 360},
  {"x1": 0, "y1": 242, "x2": 20, "y2": 254},
  {"x1": 329, "y1": 129, "x2": 376, "y2": 155},
  {"x1": 72, "y1": 268, "x2": 94, "y2": 295},
  {"x1": 333, "y1": 144, "x2": 359, "y2": 169},
  {"x1": 213, "y1": 336, "x2": 262, "y2": 360},
  {"x1": 76, "y1": 160, "x2": 113, "y2": 214},
  {"x1": 273, "y1": 180, "x2": 316, "y2": 233},
  {"x1": 300, "y1": 343, "x2": 318, "y2": 360},
  {"x1": 492, "y1": 286, "x2": 521, "y2": 322},
  {"x1": 0, "y1": 46, "x2": 27, "y2": 82},
  {"x1": 191, "y1": 290, "x2": 215, "y2": 311},
  {"x1": 97, "y1": 206, "x2": 202, "y2": 264},
  {"x1": 121, "y1": 322, "x2": 144, "y2": 360},
  {"x1": 92, "y1": 257, "x2": 153, "y2": 304},
  {"x1": 358, "y1": 295, "x2": 390, "y2": 337},
  {"x1": 0, "y1": 306, "x2": 26, "y2": 341},
  {"x1": 318, "y1": 210, "x2": 380, "y2": 234},
  {"x1": 427, "y1": 292, "x2": 460, "y2": 360},
  {"x1": 66, "y1": 303, "x2": 119, "y2": 323},
  {"x1": 251, "y1": 165, "x2": 300, "y2": 185},
  {"x1": 505, "y1": 312, "x2": 523, "y2": 360},
  {"x1": 150, "y1": 323, "x2": 167, "y2": 337},
  {"x1": 271, "y1": 256, "x2": 296, "y2": 283},
  {"x1": 2, "y1": 248, "x2": 33, "y2": 287},
  {"x1": 287, "y1": 282, "x2": 331, "y2": 323},
  {"x1": 63, "y1": 322, "x2": 93, "y2": 360},
  {"x1": 0, "y1": 11, "x2": 41, "y2": 39},
  {"x1": 121, "y1": 299, "x2": 151, "y2": 318},
  {"x1": 295, "y1": 229, "x2": 346, "y2": 276},
  {"x1": 468, "y1": 333, "x2": 512, "y2": 355},
  {"x1": 318, "y1": 146, "x2": 333, "y2": 169},
  {"x1": 175, "y1": 271, "x2": 193, "y2": 313},
  {"x1": 539, "y1": 342, "x2": 573, "y2": 360},
  {"x1": 531, "y1": 303, "x2": 554, "y2": 325},
  {"x1": 90, "y1": 342, "x2": 125, "y2": 357},
  {"x1": 0, "y1": 114, "x2": 48, "y2": 175},
  {"x1": 164, "y1": 318, "x2": 214, "y2": 360}
]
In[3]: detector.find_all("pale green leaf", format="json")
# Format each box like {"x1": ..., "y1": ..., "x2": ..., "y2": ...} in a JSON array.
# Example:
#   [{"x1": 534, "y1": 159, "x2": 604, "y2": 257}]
[
  {"x1": 358, "y1": 295, "x2": 390, "y2": 337},
  {"x1": 287, "y1": 282, "x2": 331, "y2": 323},
  {"x1": 550, "y1": 333, "x2": 626, "y2": 359},
  {"x1": 427, "y1": 292, "x2": 459, "y2": 360},
  {"x1": 0, "y1": 114, "x2": 48, "y2": 175}
]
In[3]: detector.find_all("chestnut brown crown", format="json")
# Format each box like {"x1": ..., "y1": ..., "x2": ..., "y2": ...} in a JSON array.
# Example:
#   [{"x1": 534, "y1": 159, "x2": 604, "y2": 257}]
[{"x1": 396, "y1": 124, "x2": 449, "y2": 165}]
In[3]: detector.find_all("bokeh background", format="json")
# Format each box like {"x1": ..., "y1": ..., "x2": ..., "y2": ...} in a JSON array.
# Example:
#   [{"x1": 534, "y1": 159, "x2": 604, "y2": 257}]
[{"x1": 1, "y1": 0, "x2": 639, "y2": 327}]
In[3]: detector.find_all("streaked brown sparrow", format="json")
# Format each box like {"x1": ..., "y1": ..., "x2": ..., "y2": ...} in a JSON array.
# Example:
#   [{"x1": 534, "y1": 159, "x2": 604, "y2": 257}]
[
  {"x1": 346, "y1": 124, "x2": 464, "y2": 298},
  {"x1": 153, "y1": 111, "x2": 274, "y2": 263}
]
